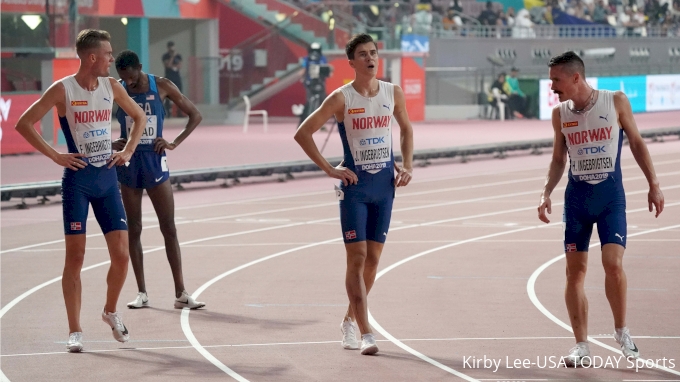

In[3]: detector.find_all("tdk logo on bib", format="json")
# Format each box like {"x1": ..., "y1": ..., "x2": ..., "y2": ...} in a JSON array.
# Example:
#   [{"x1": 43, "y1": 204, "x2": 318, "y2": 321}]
[
  {"x1": 577, "y1": 146, "x2": 606, "y2": 155},
  {"x1": 83, "y1": 128, "x2": 108, "y2": 138},
  {"x1": 360, "y1": 137, "x2": 385, "y2": 146}
]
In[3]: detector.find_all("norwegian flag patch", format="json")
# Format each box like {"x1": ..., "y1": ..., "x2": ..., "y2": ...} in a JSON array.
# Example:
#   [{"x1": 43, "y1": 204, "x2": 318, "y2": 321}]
[
  {"x1": 146, "y1": 94, "x2": 155, "y2": 100},
  {"x1": 566, "y1": 243, "x2": 577, "y2": 253},
  {"x1": 344, "y1": 230, "x2": 357, "y2": 240},
  {"x1": 70, "y1": 222, "x2": 82, "y2": 231}
]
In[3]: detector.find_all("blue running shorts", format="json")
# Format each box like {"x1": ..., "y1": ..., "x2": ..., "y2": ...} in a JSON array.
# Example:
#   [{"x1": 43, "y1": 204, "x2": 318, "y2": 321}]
[
  {"x1": 62, "y1": 164, "x2": 128, "y2": 235},
  {"x1": 339, "y1": 169, "x2": 395, "y2": 244},
  {"x1": 563, "y1": 179, "x2": 627, "y2": 253},
  {"x1": 117, "y1": 151, "x2": 169, "y2": 189}
]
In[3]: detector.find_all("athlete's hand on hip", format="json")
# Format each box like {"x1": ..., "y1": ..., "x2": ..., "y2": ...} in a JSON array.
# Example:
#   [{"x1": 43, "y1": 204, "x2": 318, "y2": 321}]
[
  {"x1": 537, "y1": 194, "x2": 552, "y2": 223},
  {"x1": 154, "y1": 137, "x2": 177, "y2": 155},
  {"x1": 648, "y1": 186, "x2": 664, "y2": 217},
  {"x1": 328, "y1": 164, "x2": 358, "y2": 186},
  {"x1": 394, "y1": 164, "x2": 413, "y2": 187},
  {"x1": 53, "y1": 153, "x2": 87, "y2": 171},
  {"x1": 108, "y1": 149, "x2": 133, "y2": 168},
  {"x1": 112, "y1": 138, "x2": 127, "y2": 151}
]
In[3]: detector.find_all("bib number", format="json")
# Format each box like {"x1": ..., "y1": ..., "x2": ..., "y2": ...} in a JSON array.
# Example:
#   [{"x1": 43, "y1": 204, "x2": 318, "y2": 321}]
[{"x1": 126, "y1": 115, "x2": 158, "y2": 145}]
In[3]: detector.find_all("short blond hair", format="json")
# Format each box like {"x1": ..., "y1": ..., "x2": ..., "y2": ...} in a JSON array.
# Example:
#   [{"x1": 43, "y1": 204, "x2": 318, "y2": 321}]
[{"x1": 76, "y1": 29, "x2": 111, "y2": 56}]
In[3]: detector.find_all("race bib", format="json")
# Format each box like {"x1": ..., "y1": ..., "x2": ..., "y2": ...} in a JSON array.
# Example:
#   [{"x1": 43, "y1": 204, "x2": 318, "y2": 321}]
[
  {"x1": 78, "y1": 126, "x2": 111, "y2": 166},
  {"x1": 352, "y1": 131, "x2": 390, "y2": 172},
  {"x1": 126, "y1": 115, "x2": 158, "y2": 145}
]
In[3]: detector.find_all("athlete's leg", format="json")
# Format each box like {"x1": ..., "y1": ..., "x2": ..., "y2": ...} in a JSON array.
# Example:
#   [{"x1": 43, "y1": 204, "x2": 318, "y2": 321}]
[
  {"x1": 346, "y1": 240, "x2": 384, "y2": 323},
  {"x1": 344, "y1": 241, "x2": 372, "y2": 335},
  {"x1": 565, "y1": 251, "x2": 589, "y2": 343},
  {"x1": 601, "y1": 244, "x2": 627, "y2": 328},
  {"x1": 63, "y1": 235, "x2": 86, "y2": 333},
  {"x1": 102, "y1": 230, "x2": 130, "y2": 313},
  {"x1": 563, "y1": 187, "x2": 595, "y2": 345},
  {"x1": 146, "y1": 179, "x2": 185, "y2": 297},
  {"x1": 120, "y1": 184, "x2": 146, "y2": 293},
  {"x1": 597, "y1": 204, "x2": 628, "y2": 328},
  {"x1": 92, "y1": 187, "x2": 130, "y2": 313}
]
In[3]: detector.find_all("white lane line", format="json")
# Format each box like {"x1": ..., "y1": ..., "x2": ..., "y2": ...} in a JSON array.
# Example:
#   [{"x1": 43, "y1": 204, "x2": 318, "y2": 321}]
[
  {"x1": 367, "y1": 202, "x2": 680, "y2": 380},
  {"x1": 4, "y1": 336, "x2": 678, "y2": 358},
  {"x1": 2, "y1": 178, "x2": 678, "y2": 380},
  {"x1": 178, "y1": 191, "x2": 680, "y2": 381},
  {"x1": 4, "y1": 167, "x2": 678, "y2": 256},
  {"x1": 370, "y1": 224, "x2": 555, "y2": 382},
  {"x1": 180, "y1": 238, "x2": 339, "y2": 382},
  {"x1": 3, "y1": 179, "x2": 581, "y2": 330},
  {"x1": 527, "y1": 222, "x2": 680, "y2": 378}
]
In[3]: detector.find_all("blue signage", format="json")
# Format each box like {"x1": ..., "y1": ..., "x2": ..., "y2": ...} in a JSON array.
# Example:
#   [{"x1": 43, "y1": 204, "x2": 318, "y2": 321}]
[
  {"x1": 401, "y1": 34, "x2": 429, "y2": 53},
  {"x1": 597, "y1": 76, "x2": 646, "y2": 113}
]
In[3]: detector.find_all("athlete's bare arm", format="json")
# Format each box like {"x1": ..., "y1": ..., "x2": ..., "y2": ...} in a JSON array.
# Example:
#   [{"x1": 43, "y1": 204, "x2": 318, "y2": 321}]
[
  {"x1": 614, "y1": 91, "x2": 664, "y2": 217},
  {"x1": 538, "y1": 106, "x2": 568, "y2": 223},
  {"x1": 110, "y1": 78, "x2": 145, "y2": 168},
  {"x1": 15, "y1": 82, "x2": 88, "y2": 171},
  {"x1": 392, "y1": 85, "x2": 413, "y2": 187},
  {"x1": 294, "y1": 90, "x2": 358, "y2": 186},
  {"x1": 154, "y1": 77, "x2": 202, "y2": 154}
]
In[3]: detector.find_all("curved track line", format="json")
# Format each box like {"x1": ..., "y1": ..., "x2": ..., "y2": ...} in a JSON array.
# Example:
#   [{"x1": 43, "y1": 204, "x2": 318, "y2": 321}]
[
  {"x1": 527, "y1": 219, "x2": 680, "y2": 377},
  {"x1": 2, "y1": 181, "x2": 679, "y2": 379},
  {"x1": 180, "y1": 238, "x2": 339, "y2": 382},
  {"x1": 366, "y1": 203, "x2": 680, "y2": 379},
  {"x1": 369, "y1": 224, "x2": 556, "y2": 381},
  {"x1": 4, "y1": 167, "x2": 677, "y2": 255}
]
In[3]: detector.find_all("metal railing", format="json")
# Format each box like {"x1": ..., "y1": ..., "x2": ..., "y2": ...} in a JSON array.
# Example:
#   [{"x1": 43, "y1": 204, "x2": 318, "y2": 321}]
[{"x1": 4, "y1": 127, "x2": 679, "y2": 205}]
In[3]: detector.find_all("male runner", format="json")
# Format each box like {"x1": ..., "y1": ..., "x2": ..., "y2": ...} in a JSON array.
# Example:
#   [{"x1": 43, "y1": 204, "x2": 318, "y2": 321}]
[
  {"x1": 112, "y1": 50, "x2": 205, "y2": 309},
  {"x1": 294, "y1": 33, "x2": 414, "y2": 355},
  {"x1": 537, "y1": 51, "x2": 664, "y2": 366},
  {"x1": 15, "y1": 29, "x2": 146, "y2": 352}
]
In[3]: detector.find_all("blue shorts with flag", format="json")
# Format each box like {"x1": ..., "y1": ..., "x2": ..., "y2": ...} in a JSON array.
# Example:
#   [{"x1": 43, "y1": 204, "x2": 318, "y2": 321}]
[
  {"x1": 117, "y1": 151, "x2": 169, "y2": 189},
  {"x1": 62, "y1": 165, "x2": 127, "y2": 235},
  {"x1": 339, "y1": 169, "x2": 395, "y2": 244},
  {"x1": 563, "y1": 178, "x2": 627, "y2": 253}
]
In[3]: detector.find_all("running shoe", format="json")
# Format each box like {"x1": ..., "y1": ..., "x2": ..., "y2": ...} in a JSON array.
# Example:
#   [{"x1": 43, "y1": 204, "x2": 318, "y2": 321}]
[
  {"x1": 615, "y1": 328, "x2": 640, "y2": 359},
  {"x1": 66, "y1": 332, "x2": 83, "y2": 353},
  {"x1": 340, "y1": 318, "x2": 359, "y2": 350},
  {"x1": 174, "y1": 291, "x2": 205, "y2": 309},
  {"x1": 127, "y1": 292, "x2": 149, "y2": 309},
  {"x1": 360, "y1": 333, "x2": 379, "y2": 355},
  {"x1": 562, "y1": 343, "x2": 590, "y2": 367},
  {"x1": 101, "y1": 309, "x2": 129, "y2": 343}
]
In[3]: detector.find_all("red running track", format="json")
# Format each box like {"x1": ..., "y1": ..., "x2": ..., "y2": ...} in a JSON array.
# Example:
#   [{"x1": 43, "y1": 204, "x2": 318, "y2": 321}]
[{"x1": 1, "y1": 117, "x2": 679, "y2": 381}]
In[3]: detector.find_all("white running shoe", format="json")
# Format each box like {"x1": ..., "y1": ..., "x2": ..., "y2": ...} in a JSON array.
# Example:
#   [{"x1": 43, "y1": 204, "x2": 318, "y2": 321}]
[
  {"x1": 360, "y1": 333, "x2": 379, "y2": 355},
  {"x1": 562, "y1": 343, "x2": 591, "y2": 367},
  {"x1": 66, "y1": 332, "x2": 83, "y2": 353},
  {"x1": 126, "y1": 292, "x2": 149, "y2": 309},
  {"x1": 615, "y1": 328, "x2": 640, "y2": 359},
  {"x1": 174, "y1": 291, "x2": 205, "y2": 309},
  {"x1": 340, "y1": 318, "x2": 359, "y2": 350},
  {"x1": 101, "y1": 309, "x2": 129, "y2": 343}
]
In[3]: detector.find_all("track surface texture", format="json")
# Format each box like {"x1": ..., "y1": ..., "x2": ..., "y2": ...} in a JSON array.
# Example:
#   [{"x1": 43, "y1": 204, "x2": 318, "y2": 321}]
[{"x1": 2, "y1": 115, "x2": 679, "y2": 381}]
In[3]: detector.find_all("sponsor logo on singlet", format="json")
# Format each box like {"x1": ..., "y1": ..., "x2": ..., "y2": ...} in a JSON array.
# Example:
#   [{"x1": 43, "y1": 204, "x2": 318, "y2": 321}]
[
  {"x1": 348, "y1": 108, "x2": 365, "y2": 114},
  {"x1": 563, "y1": 121, "x2": 578, "y2": 128},
  {"x1": 71, "y1": 100, "x2": 88, "y2": 106}
]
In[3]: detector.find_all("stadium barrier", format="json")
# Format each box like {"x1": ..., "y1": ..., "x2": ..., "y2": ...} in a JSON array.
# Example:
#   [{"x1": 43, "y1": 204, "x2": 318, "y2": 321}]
[{"x1": 3, "y1": 126, "x2": 679, "y2": 205}]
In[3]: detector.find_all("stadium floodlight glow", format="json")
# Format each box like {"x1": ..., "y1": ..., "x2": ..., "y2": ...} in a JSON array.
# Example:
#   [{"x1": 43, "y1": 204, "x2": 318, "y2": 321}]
[
  {"x1": 183, "y1": 0, "x2": 201, "y2": 4},
  {"x1": 121, "y1": 17, "x2": 128, "y2": 25},
  {"x1": 21, "y1": 15, "x2": 42, "y2": 30}
]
